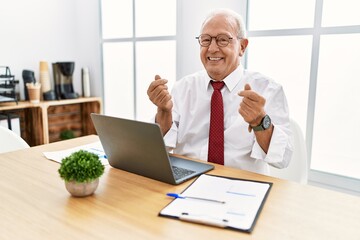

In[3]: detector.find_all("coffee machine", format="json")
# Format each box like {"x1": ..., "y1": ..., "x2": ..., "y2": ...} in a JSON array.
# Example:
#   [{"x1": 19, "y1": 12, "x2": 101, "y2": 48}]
[{"x1": 52, "y1": 62, "x2": 79, "y2": 99}]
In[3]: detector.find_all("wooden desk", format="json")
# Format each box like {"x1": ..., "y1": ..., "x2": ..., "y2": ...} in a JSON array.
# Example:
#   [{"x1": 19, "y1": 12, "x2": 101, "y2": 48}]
[{"x1": 0, "y1": 135, "x2": 359, "y2": 240}]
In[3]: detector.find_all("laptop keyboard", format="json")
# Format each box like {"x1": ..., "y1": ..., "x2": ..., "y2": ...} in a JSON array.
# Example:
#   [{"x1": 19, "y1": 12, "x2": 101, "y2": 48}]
[{"x1": 172, "y1": 166, "x2": 196, "y2": 180}]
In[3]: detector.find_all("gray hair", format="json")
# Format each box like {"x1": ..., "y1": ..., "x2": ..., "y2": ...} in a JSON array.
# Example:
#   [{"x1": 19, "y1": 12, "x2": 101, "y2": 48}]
[{"x1": 201, "y1": 8, "x2": 247, "y2": 38}]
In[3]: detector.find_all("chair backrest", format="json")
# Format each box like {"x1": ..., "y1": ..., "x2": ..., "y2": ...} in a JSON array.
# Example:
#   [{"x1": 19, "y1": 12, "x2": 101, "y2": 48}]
[
  {"x1": 269, "y1": 119, "x2": 308, "y2": 184},
  {"x1": 0, "y1": 126, "x2": 30, "y2": 153}
]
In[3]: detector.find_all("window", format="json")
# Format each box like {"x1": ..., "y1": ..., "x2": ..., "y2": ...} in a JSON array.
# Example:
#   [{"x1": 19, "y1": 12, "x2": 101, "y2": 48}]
[
  {"x1": 246, "y1": 35, "x2": 312, "y2": 133},
  {"x1": 248, "y1": 0, "x2": 315, "y2": 30},
  {"x1": 100, "y1": 0, "x2": 176, "y2": 121},
  {"x1": 247, "y1": 0, "x2": 360, "y2": 192},
  {"x1": 322, "y1": 0, "x2": 360, "y2": 27},
  {"x1": 312, "y1": 33, "x2": 360, "y2": 179}
]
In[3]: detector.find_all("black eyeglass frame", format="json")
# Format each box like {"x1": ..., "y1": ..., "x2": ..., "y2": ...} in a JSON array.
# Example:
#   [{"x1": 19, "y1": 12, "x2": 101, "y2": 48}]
[{"x1": 195, "y1": 34, "x2": 241, "y2": 47}]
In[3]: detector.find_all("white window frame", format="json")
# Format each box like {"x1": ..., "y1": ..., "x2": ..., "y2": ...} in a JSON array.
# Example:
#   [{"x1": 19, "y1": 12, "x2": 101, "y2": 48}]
[
  {"x1": 245, "y1": 0, "x2": 360, "y2": 195},
  {"x1": 99, "y1": 0, "x2": 176, "y2": 119}
]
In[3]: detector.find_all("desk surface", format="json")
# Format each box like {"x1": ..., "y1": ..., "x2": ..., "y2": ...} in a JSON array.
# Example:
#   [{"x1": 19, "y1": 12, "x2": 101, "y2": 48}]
[{"x1": 0, "y1": 135, "x2": 359, "y2": 240}]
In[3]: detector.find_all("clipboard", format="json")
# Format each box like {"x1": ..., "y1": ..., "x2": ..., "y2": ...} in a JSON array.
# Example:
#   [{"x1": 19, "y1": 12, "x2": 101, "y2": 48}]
[{"x1": 159, "y1": 174, "x2": 272, "y2": 233}]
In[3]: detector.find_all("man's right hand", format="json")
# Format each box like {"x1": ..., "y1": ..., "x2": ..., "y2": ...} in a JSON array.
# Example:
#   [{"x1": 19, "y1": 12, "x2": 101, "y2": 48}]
[{"x1": 147, "y1": 75, "x2": 173, "y2": 112}]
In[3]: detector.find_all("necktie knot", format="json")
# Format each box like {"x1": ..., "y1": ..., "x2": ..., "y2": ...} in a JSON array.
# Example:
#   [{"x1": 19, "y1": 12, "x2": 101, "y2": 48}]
[{"x1": 211, "y1": 81, "x2": 225, "y2": 91}]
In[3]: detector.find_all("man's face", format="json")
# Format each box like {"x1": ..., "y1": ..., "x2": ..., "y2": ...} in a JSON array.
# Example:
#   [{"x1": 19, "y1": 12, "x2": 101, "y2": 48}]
[{"x1": 200, "y1": 15, "x2": 246, "y2": 81}]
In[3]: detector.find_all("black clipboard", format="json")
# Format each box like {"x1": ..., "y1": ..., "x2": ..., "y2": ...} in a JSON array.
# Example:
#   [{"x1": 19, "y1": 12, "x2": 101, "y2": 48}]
[{"x1": 159, "y1": 174, "x2": 272, "y2": 233}]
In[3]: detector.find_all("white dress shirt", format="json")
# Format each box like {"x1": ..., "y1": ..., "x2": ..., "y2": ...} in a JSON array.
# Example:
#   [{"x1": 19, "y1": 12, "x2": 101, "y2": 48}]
[{"x1": 164, "y1": 65, "x2": 293, "y2": 174}]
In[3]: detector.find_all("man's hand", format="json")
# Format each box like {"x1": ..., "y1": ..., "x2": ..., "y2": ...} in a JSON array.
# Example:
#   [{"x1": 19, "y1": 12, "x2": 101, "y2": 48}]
[
  {"x1": 147, "y1": 75, "x2": 173, "y2": 135},
  {"x1": 147, "y1": 75, "x2": 173, "y2": 112},
  {"x1": 238, "y1": 83, "x2": 266, "y2": 127},
  {"x1": 238, "y1": 83, "x2": 273, "y2": 153}
]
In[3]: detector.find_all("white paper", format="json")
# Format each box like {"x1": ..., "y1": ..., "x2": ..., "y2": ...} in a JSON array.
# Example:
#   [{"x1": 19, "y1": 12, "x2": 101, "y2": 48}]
[
  {"x1": 160, "y1": 174, "x2": 270, "y2": 231},
  {"x1": 43, "y1": 141, "x2": 108, "y2": 165}
]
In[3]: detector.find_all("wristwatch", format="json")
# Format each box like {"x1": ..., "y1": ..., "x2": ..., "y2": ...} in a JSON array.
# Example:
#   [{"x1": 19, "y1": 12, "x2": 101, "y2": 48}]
[{"x1": 251, "y1": 115, "x2": 271, "y2": 131}]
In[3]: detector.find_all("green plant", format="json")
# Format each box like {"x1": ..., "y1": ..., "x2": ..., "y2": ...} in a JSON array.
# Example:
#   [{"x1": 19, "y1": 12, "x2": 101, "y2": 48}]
[
  {"x1": 60, "y1": 130, "x2": 75, "y2": 140},
  {"x1": 58, "y1": 150, "x2": 105, "y2": 183}
]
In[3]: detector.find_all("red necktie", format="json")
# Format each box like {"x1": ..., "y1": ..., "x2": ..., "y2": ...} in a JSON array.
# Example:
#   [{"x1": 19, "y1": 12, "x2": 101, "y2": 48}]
[{"x1": 208, "y1": 81, "x2": 225, "y2": 165}]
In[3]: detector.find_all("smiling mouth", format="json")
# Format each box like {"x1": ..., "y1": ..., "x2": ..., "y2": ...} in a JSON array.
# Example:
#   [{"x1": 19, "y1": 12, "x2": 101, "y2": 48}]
[{"x1": 208, "y1": 57, "x2": 223, "y2": 61}]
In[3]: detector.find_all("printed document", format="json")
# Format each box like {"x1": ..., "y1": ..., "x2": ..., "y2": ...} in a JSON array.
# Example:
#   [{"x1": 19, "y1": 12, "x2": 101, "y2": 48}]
[
  {"x1": 43, "y1": 141, "x2": 108, "y2": 165},
  {"x1": 160, "y1": 174, "x2": 271, "y2": 232}
]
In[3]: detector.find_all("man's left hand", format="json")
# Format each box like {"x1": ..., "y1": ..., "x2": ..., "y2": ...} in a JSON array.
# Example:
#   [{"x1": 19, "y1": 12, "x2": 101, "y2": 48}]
[{"x1": 238, "y1": 83, "x2": 266, "y2": 127}]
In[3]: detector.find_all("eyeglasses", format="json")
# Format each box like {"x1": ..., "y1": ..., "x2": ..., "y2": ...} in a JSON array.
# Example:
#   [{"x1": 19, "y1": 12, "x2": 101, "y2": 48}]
[{"x1": 196, "y1": 34, "x2": 238, "y2": 47}]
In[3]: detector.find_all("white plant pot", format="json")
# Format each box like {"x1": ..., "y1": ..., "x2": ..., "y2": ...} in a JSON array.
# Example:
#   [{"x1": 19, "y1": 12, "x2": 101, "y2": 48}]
[{"x1": 65, "y1": 178, "x2": 99, "y2": 197}]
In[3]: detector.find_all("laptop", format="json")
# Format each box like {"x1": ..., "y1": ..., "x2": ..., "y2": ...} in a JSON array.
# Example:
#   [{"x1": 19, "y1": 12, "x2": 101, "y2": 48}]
[{"x1": 90, "y1": 113, "x2": 214, "y2": 185}]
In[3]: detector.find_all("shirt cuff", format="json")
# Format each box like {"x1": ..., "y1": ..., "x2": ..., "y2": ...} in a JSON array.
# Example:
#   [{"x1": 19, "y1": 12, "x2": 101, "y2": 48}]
[
  {"x1": 163, "y1": 121, "x2": 177, "y2": 150},
  {"x1": 151, "y1": 115, "x2": 177, "y2": 152},
  {"x1": 250, "y1": 125, "x2": 291, "y2": 168}
]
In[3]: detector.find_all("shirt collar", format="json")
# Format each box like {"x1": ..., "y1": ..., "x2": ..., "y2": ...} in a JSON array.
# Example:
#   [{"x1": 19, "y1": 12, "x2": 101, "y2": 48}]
[{"x1": 206, "y1": 64, "x2": 244, "y2": 92}]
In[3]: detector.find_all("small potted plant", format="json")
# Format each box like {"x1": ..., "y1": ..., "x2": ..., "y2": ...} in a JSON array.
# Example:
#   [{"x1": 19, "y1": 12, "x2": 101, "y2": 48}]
[
  {"x1": 58, "y1": 150, "x2": 105, "y2": 197},
  {"x1": 59, "y1": 129, "x2": 75, "y2": 140}
]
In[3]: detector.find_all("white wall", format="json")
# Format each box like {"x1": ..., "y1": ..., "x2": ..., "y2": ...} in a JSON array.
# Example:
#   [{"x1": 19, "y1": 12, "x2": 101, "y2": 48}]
[
  {"x1": 0, "y1": 0, "x2": 102, "y2": 100},
  {"x1": 176, "y1": 0, "x2": 247, "y2": 79}
]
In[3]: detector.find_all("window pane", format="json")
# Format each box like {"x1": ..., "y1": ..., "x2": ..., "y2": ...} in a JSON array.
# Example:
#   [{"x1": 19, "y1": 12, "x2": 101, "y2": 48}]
[
  {"x1": 311, "y1": 34, "x2": 360, "y2": 179},
  {"x1": 246, "y1": 36, "x2": 312, "y2": 135},
  {"x1": 103, "y1": 42, "x2": 134, "y2": 119},
  {"x1": 248, "y1": 0, "x2": 316, "y2": 30},
  {"x1": 322, "y1": 0, "x2": 360, "y2": 27},
  {"x1": 136, "y1": 40, "x2": 176, "y2": 122},
  {"x1": 135, "y1": 0, "x2": 176, "y2": 37},
  {"x1": 101, "y1": 0, "x2": 133, "y2": 38}
]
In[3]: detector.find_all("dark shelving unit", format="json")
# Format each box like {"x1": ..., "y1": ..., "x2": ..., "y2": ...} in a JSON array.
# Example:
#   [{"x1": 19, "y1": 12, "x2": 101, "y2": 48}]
[{"x1": 0, "y1": 66, "x2": 18, "y2": 104}]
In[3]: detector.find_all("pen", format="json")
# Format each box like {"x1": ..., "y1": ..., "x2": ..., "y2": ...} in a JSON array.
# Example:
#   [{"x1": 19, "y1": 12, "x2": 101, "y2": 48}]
[
  {"x1": 180, "y1": 212, "x2": 228, "y2": 228},
  {"x1": 166, "y1": 193, "x2": 226, "y2": 204},
  {"x1": 89, "y1": 148, "x2": 107, "y2": 159}
]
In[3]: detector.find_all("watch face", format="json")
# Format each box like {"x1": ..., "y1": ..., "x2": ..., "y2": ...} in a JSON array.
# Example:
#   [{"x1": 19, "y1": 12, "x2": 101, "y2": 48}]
[{"x1": 263, "y1": 115, "x2": 271, "y2": 129}]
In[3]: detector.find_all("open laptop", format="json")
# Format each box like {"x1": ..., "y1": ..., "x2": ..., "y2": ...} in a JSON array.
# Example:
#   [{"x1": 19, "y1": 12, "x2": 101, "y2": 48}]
[{"x1": 91, "y1": 113, "x2": 214, "y2": 185}]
